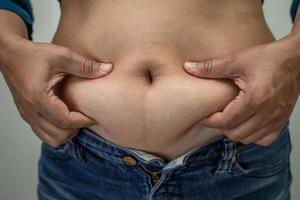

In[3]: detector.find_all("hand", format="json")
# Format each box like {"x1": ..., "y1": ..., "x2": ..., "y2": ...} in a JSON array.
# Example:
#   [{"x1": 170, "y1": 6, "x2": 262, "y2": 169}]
[
  {"x1": 183, "y1": 37, "x2": 300, "y2": 146},
  {"x1": 0, "y1": 37, "x2": 113, "y2": 147}
]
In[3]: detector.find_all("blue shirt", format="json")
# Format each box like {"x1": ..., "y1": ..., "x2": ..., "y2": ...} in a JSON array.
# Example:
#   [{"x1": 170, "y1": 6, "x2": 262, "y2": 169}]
[{"x1": 0, "y1": 0, "x2": 298, "y2": 41}]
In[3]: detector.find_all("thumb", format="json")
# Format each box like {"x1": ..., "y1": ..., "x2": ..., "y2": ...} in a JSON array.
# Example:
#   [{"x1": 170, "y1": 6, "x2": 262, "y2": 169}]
[
  {"x1": 184, "y1": 56, "x2": 238, "y2": 79},
  {"x1": 56, "y1": 49, "x2": 113, "y2": 78}
]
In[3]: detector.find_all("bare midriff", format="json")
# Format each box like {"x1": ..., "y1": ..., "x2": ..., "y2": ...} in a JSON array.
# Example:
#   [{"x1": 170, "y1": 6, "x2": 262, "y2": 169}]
[{"x1": 53, "y1": 0, "x2": 275, "y2": 160}]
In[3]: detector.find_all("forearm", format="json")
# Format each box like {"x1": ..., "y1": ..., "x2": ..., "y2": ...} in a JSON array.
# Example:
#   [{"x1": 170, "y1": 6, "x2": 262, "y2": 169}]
[
  {"x1": 292, "y1": 9, "x2": 300, "y2": 90},
  {"x1": 0, "y1": 9, "x2": 29, "y2": 42},
  {"x1": 0, "y1": 10, "x2": 30, "y2": 71},
  {"x1": 279, "y1": 3, "x2": 300, "y2": 95},
  {"x1": 0, "y1": 0, "x2": 34, "y2": 69},
  {"x1": 291, "y1": 1, "x2": 300, "y2": 35}
]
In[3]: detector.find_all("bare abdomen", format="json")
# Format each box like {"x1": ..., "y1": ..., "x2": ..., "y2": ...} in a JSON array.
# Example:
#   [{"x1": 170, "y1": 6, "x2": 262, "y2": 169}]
[
  {"x1": 53, "y1": 0, "x2": 275, "y2": 160},
  {"x1": 57, "y1": 51, "x2": 239, "y2": 160}
]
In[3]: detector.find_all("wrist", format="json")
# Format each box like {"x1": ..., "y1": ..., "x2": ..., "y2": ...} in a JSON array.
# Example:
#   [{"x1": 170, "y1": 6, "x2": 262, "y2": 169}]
[
  {"x1": 287, "y1": 34, "x2": 300, "y2": 81},
  {"x1": 275, "y1": 33, "x2": 300, "y2": 66},
  {"x1": 279, "y1": 32, "x2": 300, "y2": 57},
  {"x1": 0, "y1": 35, "x2": 31, "y2": 71},
  {"x1": 277, "y1": 33, "x2": 300, "y2": 95}
]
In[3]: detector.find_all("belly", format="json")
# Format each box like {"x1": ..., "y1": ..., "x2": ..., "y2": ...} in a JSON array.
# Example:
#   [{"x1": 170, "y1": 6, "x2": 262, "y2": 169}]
[
  {"x1": 58, "y1": 52, "x2": 239, "y2": 159},
  {"x1": 54, "y1": 0, "x2": 275, "y2": 160}
]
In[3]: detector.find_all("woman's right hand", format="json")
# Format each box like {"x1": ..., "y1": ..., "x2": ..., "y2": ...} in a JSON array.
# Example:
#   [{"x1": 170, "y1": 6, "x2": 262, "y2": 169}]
[{"x1": 0, "y1": 37, "x2": 113, "y2": 147}]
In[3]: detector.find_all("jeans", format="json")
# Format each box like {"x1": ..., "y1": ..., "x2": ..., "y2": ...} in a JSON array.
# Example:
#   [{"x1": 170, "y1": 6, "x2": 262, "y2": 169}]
[{"x1": 38, "y1": 121, "x2": 292, "y2": 200}]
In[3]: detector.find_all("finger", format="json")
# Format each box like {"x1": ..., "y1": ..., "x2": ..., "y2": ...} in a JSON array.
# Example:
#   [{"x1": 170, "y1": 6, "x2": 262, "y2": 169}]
[
  {"x1": 31, "y1": 125, "x2": 59, "y2": 146},
  {"x1": 31, "y1": 123, "x2": 78, "y2": 147},
  {"x1": 56, "y1": 48, "x2": 113, "y2": 78},
  {"x1": 254, "y1": 131, "x2": 281, "y2": 146},
  {"x1": 221, "y1": 110, "x2": 272, "y2": 142},
  {"x1": 36, "y1": 112, "x2": 79, "y2": 140},
  {"x1": 240, "y1": 118, "x2": 283, "y2": 145},
  {"x1": 199, "y1": 90, "x2": 256, "y2": 129},
  {"x1": 183, "y1": 55, "x2": 240, "y2": 79},
  {"x1": 40, "y1": 93, "x2": 96, "y2": 129}
]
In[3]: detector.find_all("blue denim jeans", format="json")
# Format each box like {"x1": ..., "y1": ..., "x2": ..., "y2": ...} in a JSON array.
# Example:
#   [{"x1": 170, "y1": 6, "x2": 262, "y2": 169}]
[{"x1": 38, "y1": 121, "x2": 292, "y2": 200}]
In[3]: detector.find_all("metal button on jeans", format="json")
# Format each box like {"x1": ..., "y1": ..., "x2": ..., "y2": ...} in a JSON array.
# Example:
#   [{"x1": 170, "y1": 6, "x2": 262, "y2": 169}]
[{"x1": 122, "y1": 156, "x2": 137, "y2": 166}]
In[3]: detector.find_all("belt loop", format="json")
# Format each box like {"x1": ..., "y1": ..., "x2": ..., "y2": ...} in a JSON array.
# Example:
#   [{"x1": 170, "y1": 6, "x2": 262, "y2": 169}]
[{"x1": 214, "y1": 137, "x2": 237, "y2": 175}]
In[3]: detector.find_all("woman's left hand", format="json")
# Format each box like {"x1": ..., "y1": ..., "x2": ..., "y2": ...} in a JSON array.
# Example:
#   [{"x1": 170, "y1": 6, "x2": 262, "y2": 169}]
[{"x1": 183, "y1": 35, "x2": 300, "y2": 146}]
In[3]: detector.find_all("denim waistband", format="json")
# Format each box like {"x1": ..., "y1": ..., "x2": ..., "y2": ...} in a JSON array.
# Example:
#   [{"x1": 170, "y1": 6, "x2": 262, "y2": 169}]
[{"x1": 74, "y1": 121, "x2": 290, "y2": 172}]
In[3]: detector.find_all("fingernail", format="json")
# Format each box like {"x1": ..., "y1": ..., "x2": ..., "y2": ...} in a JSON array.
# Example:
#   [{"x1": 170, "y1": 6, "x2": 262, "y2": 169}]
[
  {"x1": 184, "y1": 62, "x2": 197, "y2": 71},
  {"x1": 100, "y1": 63, "x2": 113, "y2": 72}
]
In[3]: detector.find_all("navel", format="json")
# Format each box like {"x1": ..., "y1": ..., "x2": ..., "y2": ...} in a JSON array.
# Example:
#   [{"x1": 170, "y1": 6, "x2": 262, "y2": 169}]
[{"x1": 146, "y1": 70, "x2": 154, "y2": 84}]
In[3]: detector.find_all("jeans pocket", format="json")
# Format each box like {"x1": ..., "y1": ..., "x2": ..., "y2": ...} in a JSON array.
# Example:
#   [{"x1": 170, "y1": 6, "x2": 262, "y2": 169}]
[
  {"x1": 41, "y1": 138, "x2": 81, "y2": 161},
  {"x1": 232, "y1": 123, "x2": 292, "y2": 178}
]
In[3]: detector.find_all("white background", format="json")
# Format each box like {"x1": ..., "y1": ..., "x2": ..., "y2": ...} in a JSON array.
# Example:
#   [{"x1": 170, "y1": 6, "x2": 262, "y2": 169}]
[{"x1": 0, "y1": 0, "x2": 299, "y2": 199}]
